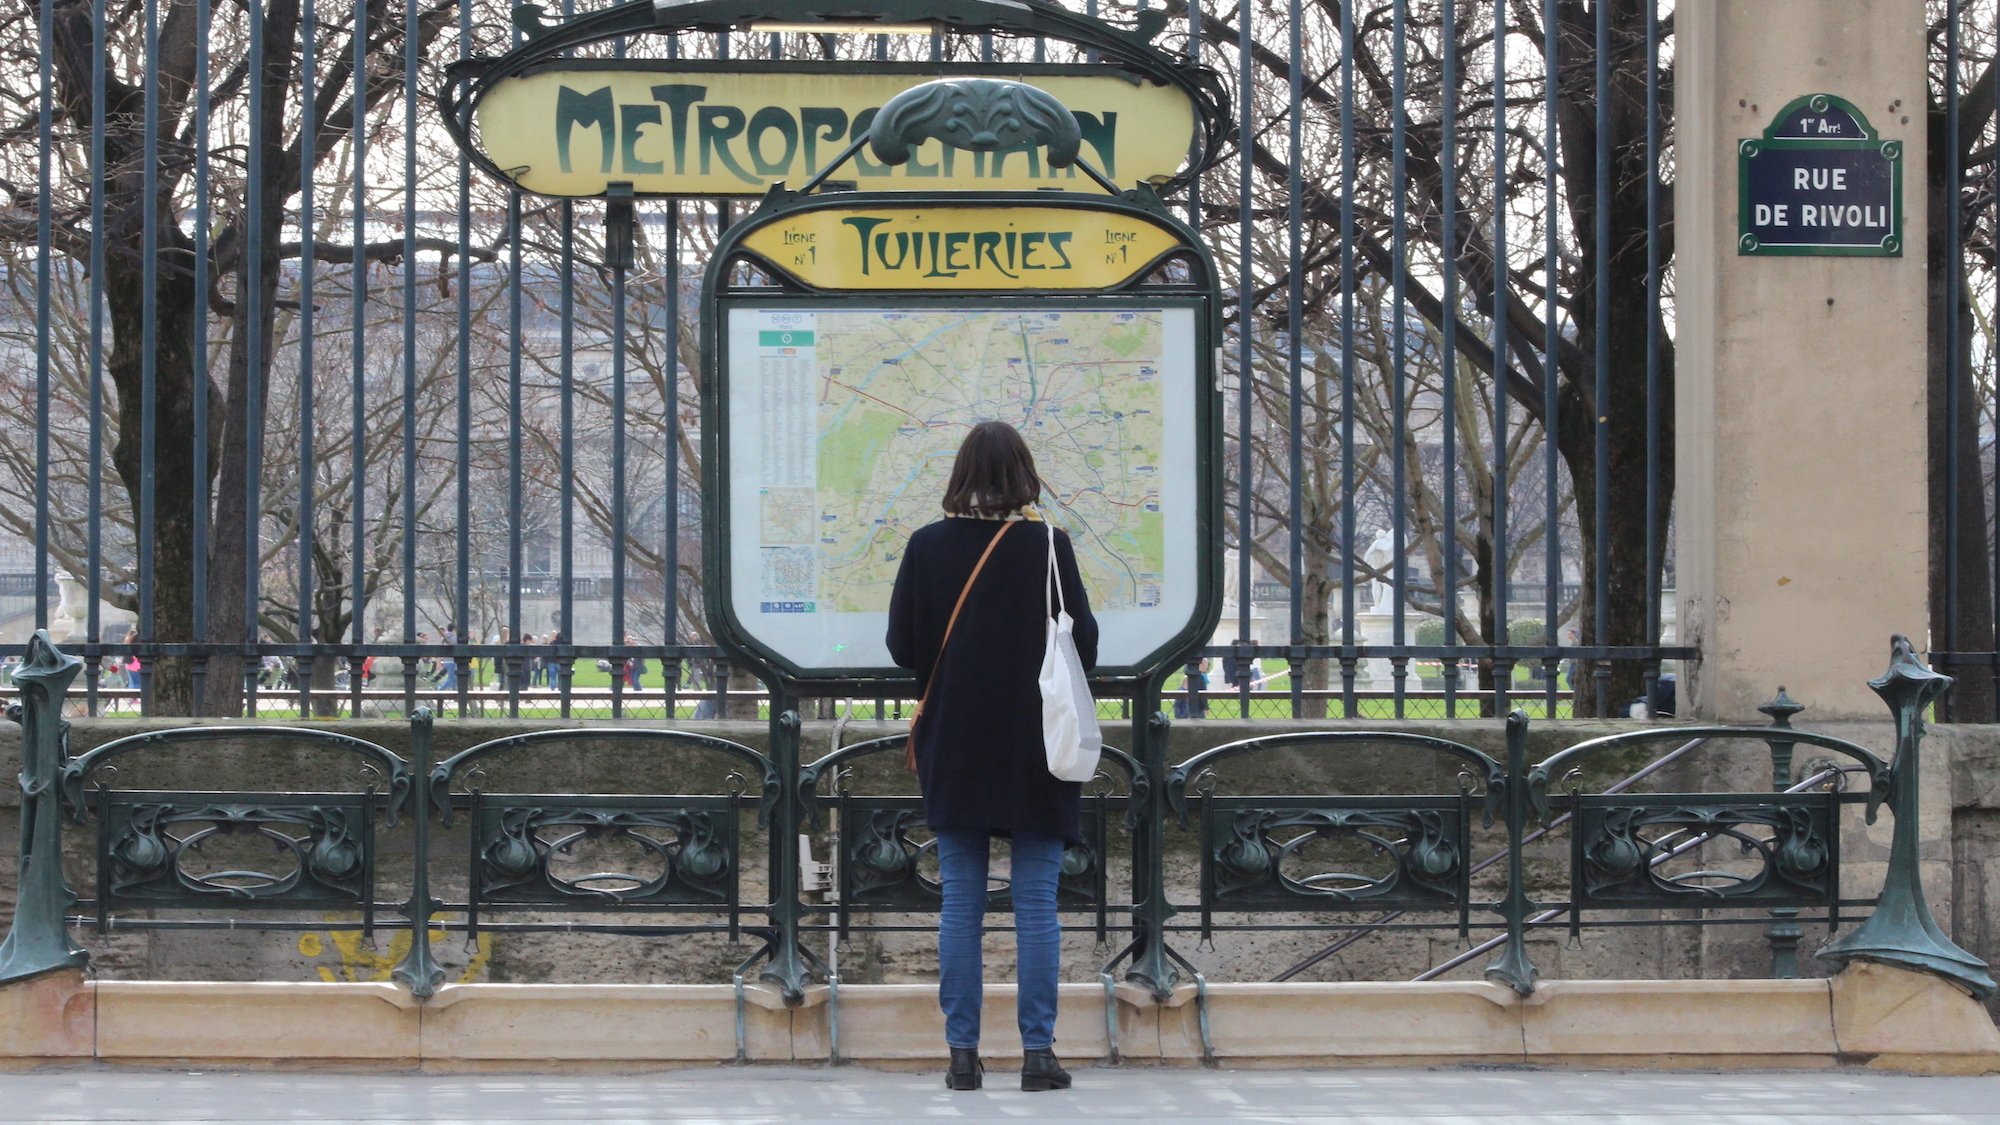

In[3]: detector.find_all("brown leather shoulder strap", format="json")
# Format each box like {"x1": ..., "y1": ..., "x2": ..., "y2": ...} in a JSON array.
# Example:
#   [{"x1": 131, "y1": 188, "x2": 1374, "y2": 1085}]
[{"x1": 912, "y1": 520, "x2": 1015, "y2": 722}]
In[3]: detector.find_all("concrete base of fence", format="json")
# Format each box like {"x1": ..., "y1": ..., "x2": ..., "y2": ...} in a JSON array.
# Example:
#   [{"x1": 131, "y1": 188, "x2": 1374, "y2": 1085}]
[{"x1": 1, "y1": 963, "x2": 1995, "y2": 1073}]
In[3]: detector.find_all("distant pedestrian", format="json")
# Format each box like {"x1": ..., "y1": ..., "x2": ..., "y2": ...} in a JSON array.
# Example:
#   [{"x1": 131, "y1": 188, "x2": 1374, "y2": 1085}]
[
  {"x1": 1174, "y1": 658, "x2": 1210, "y2": 719},
  {"x1": 622, "y1": 634, "x2": 646, "y2": 691},
  {"x1": 692, "y1": 658, "x2": 720, "y2": 719},
  {"x1": 436, "y1": 623, "x2": 459, "y2": 692},
  {"x1": 499, "y1": 627, "x2": 530, "y2": 693},
  {"x1": 543, "y1": 631, "x2": 564, "y2": 687},
  {"x1": 121, "y1": 626, "x2": 141, "y2": 699}
]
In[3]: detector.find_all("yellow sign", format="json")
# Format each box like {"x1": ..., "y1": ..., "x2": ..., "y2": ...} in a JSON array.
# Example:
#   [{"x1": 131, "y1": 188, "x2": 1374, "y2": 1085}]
[
  {"x1": 739, "y1": 206, "x2": 1185, "y2": 290},
  {"x1": 474, "y1": 67, "x2": 1197, "y2": 197}
]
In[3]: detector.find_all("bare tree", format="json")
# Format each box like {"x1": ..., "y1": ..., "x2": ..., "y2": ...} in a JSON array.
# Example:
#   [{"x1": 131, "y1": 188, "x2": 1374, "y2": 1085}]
[
  {"x1": 0, "y1": 0, "x2": 466, "y2": 713},
  {"x1": 1195, "y1": 0, "x2": 1673, "y2": 714}
]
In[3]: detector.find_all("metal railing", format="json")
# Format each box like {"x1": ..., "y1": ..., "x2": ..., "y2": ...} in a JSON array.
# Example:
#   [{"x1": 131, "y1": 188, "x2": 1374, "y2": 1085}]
[
  {"x1": 1, "y1": 631, "x2": 1990, "y2": 1007},
  {"x1": 14, "y1": 684, "x2": 1600, "y2": 722}
]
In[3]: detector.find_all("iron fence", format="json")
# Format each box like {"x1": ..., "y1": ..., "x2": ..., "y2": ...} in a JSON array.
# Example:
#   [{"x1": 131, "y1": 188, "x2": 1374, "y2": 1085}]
[
  {"x1": 2, "y1": 631, "x2": 1991, "y2": 1006},
  {"x1": 0, "y1": 0, "x2": 1696, "y2": 720},
  {"x1": 1934, "y1": 1, "x2": 2000, "y2": 721}
]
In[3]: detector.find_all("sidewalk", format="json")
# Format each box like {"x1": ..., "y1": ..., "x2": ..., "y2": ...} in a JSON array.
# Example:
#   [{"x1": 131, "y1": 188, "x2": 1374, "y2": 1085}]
[{"x1": 2, "y1": 1065, "x2": 1998, "y2": 1123}]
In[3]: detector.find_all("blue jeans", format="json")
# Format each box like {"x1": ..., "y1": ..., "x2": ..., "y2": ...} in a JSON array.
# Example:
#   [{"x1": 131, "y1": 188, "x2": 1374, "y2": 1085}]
[{"x1": 934, "y1": 827, "x2": 1063, "y2": 1052}]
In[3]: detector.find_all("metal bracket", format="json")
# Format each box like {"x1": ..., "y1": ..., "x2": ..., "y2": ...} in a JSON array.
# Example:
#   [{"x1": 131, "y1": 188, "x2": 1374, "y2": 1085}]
[
  {"x1": 731, "y1": 971, "x2": 750, "y2": 1064},
  {"x1": 1191, "y1": 971, "x2": 1215, "y2": 1065},
  {"x1": 826, "y1": 972, "x2": 842, "y2": 1065},
  {"x1": 1099, "y1": 971, "x2": 1121, "y2": 1065},
  {"x1": 604, "y1": 182, "x2": 636, "y2": 270}
]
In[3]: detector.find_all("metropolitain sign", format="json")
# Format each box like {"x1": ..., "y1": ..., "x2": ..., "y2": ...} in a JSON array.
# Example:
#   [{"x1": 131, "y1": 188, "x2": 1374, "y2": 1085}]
[{"x1": 472, "y1": 62, "x2": 1201, "y2": 199}]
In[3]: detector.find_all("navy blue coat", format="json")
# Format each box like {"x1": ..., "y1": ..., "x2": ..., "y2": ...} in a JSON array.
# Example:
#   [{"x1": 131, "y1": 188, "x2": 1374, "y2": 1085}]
[{"x1": 886, "y1": 516, "x2": 1099, "y2": 845}]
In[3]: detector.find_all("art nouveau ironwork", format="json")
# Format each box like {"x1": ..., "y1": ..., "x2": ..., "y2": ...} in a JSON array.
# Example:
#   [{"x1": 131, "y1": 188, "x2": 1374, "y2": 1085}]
[{"x1": 0, "y1": 633, "x2": 1985, "y2": 1004}]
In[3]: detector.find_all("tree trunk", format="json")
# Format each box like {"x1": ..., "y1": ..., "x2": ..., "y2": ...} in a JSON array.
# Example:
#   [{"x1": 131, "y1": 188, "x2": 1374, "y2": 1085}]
[
  {"x1": 722, "y1": 660, "x2": 763, "y2": 720},
  {"x1": 1553, "y1": 0, "x2": 1676, "y2": 719},
  {"x1": 204, "y1": 0, "x2": 301, "y2": 717},
  {"x1": 50, "y1": 2, "x2": 214, "y2": 715},
  {"x1": 103, "y1": 230, "x2": 207, "y2": 715},
  {"x1": 1467, "y1": 528, "x2": 1499, "y2": 718},
  {"x1": 1296, "y1": 568, "x2": 1334, "y2": 719},
  {"x1": 1561, "y1": 267, "x2": 1673, "y2": 719}
]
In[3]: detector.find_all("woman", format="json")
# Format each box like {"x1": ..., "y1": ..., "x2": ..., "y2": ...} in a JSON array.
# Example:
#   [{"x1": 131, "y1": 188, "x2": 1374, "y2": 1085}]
[{"x1": 886, "y1": 420, "x2": 1098, "y2": 1094}]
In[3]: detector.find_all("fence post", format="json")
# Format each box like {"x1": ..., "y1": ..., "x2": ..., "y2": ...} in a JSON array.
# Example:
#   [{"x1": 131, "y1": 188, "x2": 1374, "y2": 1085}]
[
  {"x1": 762, "y1": 694, "x2": 811, "y2": 1003},
  {"x1": 1820, "y1": 636, "x2": 1996, "y2": 998},
  {"x1": 0, "y1": 631, "x2": 87, "y2": 984},
  {"x1": 392, "y1": 706, "x2": 444, "y2": 998},
  {"x1": 1759, "y1": 687, "x2": 1805, "y2": 977},
  {"x1": 1484, "y1": 710, "x2": 1538, "y2": 994},
  {"x1": 1123, "y1": 682, "x2": 1179, "y2": 999}
]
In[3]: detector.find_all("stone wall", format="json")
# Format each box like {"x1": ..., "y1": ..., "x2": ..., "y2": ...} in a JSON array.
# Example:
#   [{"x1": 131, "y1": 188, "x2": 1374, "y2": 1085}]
[
  {"x1": 1948, "y1": 726, "x2": 2000, "y2": 1018},
  {"x1": 0, "y1": 715, "x2": 1986, "y2": 1006}
]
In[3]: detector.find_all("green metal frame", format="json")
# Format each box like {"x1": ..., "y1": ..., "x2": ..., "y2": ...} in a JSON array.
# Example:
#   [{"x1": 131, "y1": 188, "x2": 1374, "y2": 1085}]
[
  {"x1": 421, "y1": 724, "x2": 787, "y2": 994},
  {"x1": 1163, "y1": 728, "x2": 1513, "y2": 993},
  {"x1": 1192, "y1": 798, "x2": 1476, "y2": 941},
  {"x1": 699, "y1": 194, "x2": 1224, "y2": 688},
  {"x1": 92, "y1": 789, "x2": 382, "y2": 930},
  {"x1": 1565, "y1": 793, "x2": 1842, "y2": 911},
  {"x1": 703, "y1": 290, "x2": 1219, "y2": 684}
]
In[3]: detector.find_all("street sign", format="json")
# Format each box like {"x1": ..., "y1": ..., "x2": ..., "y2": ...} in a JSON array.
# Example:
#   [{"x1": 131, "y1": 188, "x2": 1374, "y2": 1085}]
[
  {"x1": 736, "y1": 203, "x2": 1186, "y2": 290},
  {"x1": 1738, "y1": 93, "x2": 1902, "y2": 256},
  {"x1": 471, "y1": 63, "x2": 1202, "y2": 198}
]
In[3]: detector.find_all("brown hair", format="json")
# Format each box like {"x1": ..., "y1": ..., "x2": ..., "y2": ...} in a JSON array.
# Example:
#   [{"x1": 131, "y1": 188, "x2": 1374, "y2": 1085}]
[{"x1": 941, "y1": 420, "x2": 1043, "y2": 516}]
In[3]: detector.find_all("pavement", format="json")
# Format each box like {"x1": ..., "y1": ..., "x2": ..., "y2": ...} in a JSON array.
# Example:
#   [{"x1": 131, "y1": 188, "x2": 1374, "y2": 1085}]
[{"x1": 2, "y1": 1065, "x2": 2000, "y2": 1123}]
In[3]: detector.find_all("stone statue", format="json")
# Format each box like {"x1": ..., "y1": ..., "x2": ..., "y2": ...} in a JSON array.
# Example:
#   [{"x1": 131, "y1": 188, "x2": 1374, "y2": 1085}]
[
  {"x1": 53, "y1": 570, "x2": 88, "y2": 642},
  {"x1": 1361, "y1": 530, "x2": 1396, "y2": 607}
]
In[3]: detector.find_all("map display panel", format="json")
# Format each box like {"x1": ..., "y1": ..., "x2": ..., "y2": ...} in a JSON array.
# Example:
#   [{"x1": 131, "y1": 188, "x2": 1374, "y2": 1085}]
[{"x1": 724, "y1": 303, "x2": 1200, "y2": 673}]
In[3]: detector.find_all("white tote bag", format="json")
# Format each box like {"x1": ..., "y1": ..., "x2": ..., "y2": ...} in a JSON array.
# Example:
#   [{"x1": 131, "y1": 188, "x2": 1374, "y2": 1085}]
[{"x1": 1039, "y1": 522, "x2": 1103, "y2": 782}]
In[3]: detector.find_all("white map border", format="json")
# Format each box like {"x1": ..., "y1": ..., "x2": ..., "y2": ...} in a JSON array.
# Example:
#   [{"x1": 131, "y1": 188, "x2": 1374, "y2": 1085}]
[{"x1": 723, "y1": 301, "x2": 1202, "y2": 674}]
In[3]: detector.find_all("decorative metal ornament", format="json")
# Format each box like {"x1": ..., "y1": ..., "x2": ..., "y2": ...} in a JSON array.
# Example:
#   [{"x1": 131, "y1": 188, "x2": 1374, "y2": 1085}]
[
  {"x1": 0, "y1": 631, "x2": 1986, "y2": 1011},
  {"x1": 866, "y1": 79, "x2": 1082, "y2": 170},
  {"x1": 1819, "y1": 637, "x2": 1996, "y2": 999},
  {"x1": 0, "y1": 631, "x2": 87, "y2": 984}
]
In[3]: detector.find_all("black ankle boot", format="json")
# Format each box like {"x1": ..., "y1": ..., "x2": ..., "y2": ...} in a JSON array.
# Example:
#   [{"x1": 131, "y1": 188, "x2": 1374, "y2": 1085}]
[
  {"x1": 945, "y1": 1047, "x2": 984, "y2": 1090},
  {"x1": 1020, "y1": 1047, "x2": 1071, "y2": 1091}
]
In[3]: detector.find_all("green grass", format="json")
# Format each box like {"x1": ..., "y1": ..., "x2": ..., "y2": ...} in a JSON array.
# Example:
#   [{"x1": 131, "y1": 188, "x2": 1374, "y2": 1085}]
[{"x1": 219, "y1": 654, "x2": 1580, "y2": 724}]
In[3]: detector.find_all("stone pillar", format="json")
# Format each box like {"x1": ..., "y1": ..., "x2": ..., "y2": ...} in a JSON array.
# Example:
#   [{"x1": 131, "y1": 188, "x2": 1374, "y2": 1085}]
[{"x1": 1677, "y1": 0, "x2": 1929, "y2": 719}]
